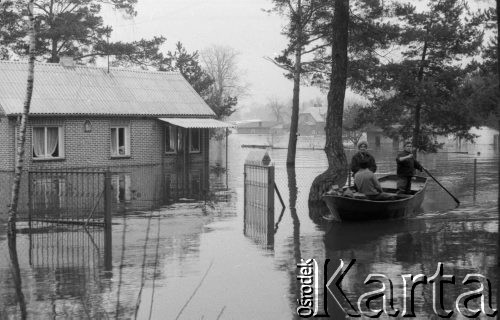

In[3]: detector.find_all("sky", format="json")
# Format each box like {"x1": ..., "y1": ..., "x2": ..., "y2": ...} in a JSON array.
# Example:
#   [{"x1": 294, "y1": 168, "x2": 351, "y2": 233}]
[{"x1": 103, "y1": 0, "x2": 325, "y2": 115}]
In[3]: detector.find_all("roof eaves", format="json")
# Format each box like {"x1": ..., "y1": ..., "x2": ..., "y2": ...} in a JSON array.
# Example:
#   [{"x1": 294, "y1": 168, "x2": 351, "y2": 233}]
[{"x1": 6, "y1": 113, "x2": 216, "y2": 118}]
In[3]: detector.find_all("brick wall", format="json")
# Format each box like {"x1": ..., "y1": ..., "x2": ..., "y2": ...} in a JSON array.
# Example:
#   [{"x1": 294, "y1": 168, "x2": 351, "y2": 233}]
[
  {"x1": 0, "y1": 116, "x2": 15, "y2": 171},
  {"x1": 0, "y1": 117, "x2": 211, "y2": 215},
  {"x1": 0, "y1": 116, "x2": 210, "y2": 170},
  {"x1": 22, "y1": 117, "x2": 164, "y2": 170}
]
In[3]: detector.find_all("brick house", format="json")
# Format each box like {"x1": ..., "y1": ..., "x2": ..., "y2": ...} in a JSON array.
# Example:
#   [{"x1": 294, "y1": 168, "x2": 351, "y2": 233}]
[{"x1": 0, "y1": 60, "x2": 231, "y2": 213}]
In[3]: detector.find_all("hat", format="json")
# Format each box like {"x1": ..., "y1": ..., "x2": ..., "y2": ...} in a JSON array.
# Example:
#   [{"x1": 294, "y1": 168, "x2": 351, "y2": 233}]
[{"x1": 357, "y1": 141, "x2": 368, "y2": 149}]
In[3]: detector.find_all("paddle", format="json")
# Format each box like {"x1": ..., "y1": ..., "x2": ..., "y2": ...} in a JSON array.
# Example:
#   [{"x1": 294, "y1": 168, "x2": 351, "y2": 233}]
[{"x1": 422, "y1": 167, "x2": 460, "y2": 205}]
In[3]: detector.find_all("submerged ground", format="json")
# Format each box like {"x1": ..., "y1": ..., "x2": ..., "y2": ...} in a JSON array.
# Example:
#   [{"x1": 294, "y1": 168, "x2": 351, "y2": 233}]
[{"x1": 0, "y1": 134, "x2": 498, "y2": 319}]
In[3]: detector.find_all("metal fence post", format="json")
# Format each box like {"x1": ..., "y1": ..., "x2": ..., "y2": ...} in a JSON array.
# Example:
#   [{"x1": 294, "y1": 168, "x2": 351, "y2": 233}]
[
  {"x1": 243, "y1": 165, "x2": 247, "y2": 234},
  {"x1": 473, "y1": 158, "x2": 477, "y2": 202},
  {"x1": 267, "y1": 165, "x2": 275, "y2": 247},
  {"x1": 28, "y1": 171, "x2": 32, "y2": 229},
  {"x1": 104, "y1": 170, "x2": 112, "y2": 271}
]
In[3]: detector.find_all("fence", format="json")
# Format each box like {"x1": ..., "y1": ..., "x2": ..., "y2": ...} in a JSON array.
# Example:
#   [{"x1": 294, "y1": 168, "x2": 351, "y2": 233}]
[
  {"x1": 243, "y1": 151, "x2": 276, "y2": 248},
  {"x1": 28, "y1": 169, "x2": 112, "y2": 229}
]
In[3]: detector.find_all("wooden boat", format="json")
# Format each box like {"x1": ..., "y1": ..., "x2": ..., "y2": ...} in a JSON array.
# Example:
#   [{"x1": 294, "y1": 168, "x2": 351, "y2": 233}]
[{"x1": 321, "y1": 175, "x2": 427, "y2": 221}]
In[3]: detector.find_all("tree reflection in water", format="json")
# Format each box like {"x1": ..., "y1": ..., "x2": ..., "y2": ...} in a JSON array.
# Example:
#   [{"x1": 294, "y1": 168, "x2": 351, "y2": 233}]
[
  {"x1": 7, "y1": 228, "x2": 27, "y2": 319},
  {"x1": 286, "y1": 166, "x2": 302, "y2": 320}
]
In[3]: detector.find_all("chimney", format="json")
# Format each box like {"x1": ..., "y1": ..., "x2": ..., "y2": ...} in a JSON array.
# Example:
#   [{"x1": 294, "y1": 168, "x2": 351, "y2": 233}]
[{"x1": 59, "y1": 55, "x2": 75, "y2": 68}]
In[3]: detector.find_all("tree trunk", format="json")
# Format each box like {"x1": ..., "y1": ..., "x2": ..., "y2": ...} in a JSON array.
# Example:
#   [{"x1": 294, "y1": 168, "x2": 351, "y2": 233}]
[
  {"x1": 412, "y1": 38, "x2": 428, "y2": 155},
  {"x1": 286, "y1": 0, "x2": 302, "y2": 167},
  {"x1": 496, "y1": 0, "x2": 500, "y2": 268},
  {"x1": 8, "y1": 0, "x2": 36, "y2": 234},
  {"x1": 8, "y1": 231, "x2": 27, "y2": 318},
  {"x1": 412, "y1": 102, "x2": 421, "y2": 156},
  {"x1": 308, "y1": 0, "x2": 349, "y2": 203},
  {"x1": 6, "y1": 3, "x2": 35, "y2": 318}
]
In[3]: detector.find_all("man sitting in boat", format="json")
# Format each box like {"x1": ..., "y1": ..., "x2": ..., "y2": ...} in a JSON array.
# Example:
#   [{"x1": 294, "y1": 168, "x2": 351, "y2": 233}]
[
  {"x1": 354, "y1": 159, "x2": 392, "y2": 200},
  {"x1": 396, "y1": 141, "x2": 424, "y2": 194},
  {"x1": 350, "y1": 140, "x2": 377, "y2": 176}
]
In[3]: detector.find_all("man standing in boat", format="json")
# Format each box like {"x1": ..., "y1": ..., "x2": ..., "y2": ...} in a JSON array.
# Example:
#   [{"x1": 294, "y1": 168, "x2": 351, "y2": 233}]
[
  {"x1": 350, "y1": 141, "x2": 377, "y2": 176},
  {"x1": 396, "y1": 141, "x2": 424, "y2": 194}
]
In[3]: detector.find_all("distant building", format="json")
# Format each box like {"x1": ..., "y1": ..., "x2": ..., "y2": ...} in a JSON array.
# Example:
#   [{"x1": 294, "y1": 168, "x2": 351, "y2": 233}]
[
  {"x1": 366, "y1": 124, "x2": 499, "y2": 150},
  {"x1": 235, "y1": 120, "x2": 284, "y2": 135},
  {"x1": 298, "y1": 107, "x2": 326, "y2": 135},
  {"x1": 364, "y1": 125, "x2": 399, "y2": 149}
]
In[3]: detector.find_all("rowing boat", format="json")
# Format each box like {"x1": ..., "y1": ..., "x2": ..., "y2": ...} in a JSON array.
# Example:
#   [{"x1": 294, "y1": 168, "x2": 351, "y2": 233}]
[{"x1": 321, "y1": 175, "x2": 427, "y2": 221}]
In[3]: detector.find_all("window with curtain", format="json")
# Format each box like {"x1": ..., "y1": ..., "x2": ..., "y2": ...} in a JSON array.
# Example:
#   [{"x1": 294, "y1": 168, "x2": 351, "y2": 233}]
[
  {"x1": 165, "y1": 126, "x2": 177, "y2": 153},
  {"x1": 189, "y1": 128, "x2": 201, "y2": 153},
  {"x1": 111, "y1": 126, "x2": 130, "y2": 156},
  {"x1": 32, "y1": 126, "x2": 63, "y2": 159}
]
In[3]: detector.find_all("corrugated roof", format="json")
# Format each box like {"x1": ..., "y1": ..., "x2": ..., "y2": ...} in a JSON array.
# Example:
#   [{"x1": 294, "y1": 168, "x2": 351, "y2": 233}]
[
  {"x1": 159, "y1": 118, "x2": 234, "y2": 128},
  {"x1": 0, "y1": 61, "x2": 216, "y2": 117}
]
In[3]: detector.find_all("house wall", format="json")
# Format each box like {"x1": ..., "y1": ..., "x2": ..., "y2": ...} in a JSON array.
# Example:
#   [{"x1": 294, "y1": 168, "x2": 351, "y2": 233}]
[
  {"x1": 0, "y1": 116, "x2": 15, "y2": 172},
  {"x1": 21, "y1": 117, "x2": 162, "y2": 170},
  {"x1": 0, "y1": 116, "x2": 211, "y2": 215},
  {"x1": 298, "y1": 114, "x2": 325, "y2": 136},
  {"x1": 366, "y1": 130, "x2": 398, "y2": 149},
  {"x1": 0, "y1": 116, "x2": 209, "y2": 170}
]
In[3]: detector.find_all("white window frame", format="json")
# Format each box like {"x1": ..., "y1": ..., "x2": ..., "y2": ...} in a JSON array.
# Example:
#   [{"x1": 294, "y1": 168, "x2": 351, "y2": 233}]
[
  {"x1": 32, "y1": 126, "x2": 65, "y2": 160},
  {"x1": 165, "y1": 125, "x2": 177, "y2": 154},
  {"x1": 110, "y1": 126, "x2": 131, "y2": 157},
  {"x1": 189, "y1": 128, "x2": 201, "y2": 153}
]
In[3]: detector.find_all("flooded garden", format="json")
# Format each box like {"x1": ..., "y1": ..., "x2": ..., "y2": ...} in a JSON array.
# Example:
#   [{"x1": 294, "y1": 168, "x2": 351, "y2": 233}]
[{"x1": 0, "y1": 134, "x2": 498, "y2": 319}]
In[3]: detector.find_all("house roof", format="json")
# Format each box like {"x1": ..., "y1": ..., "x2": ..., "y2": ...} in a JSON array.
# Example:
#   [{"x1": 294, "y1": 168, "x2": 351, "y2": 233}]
[
  {"x1": 0, "y1": 60, "x2": 216, "y2": 117},
  {"x1": 159, "y1": 118, "x2": 234, "y2": 128},
  {"x1": 299, "y1": 107, "x2": 325, "y2": 122}
]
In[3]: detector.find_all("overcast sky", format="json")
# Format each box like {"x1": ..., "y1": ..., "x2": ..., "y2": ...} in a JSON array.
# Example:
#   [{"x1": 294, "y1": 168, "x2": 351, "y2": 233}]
[
  {"x1": 103, "y1": 0, "x2": 324, "y2": 113},
  {"x1": 104, "y1": 0, "x2": 494, "y2": 117}
]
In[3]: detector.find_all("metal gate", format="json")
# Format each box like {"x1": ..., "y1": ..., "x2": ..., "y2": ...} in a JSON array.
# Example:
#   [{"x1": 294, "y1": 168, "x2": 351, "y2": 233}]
[
  {"x1": 28, "y1": 169, "x2": 112, "y2": 228},
  {"x1": 243, "y1": 151, "x2": 275, "y2": 247}
]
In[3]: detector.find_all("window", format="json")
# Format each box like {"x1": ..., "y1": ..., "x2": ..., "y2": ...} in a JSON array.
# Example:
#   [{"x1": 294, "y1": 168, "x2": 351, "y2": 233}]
[
  {"x1": 189, "y1": 128, "x2": 201, "y2": 153},
  {"x1": 32, "y1": 126, "x2": 64, "y2": 159},
  {"x1": 165, "y1": 126, "x2": 177, "y2": 153},
  {"x1": 111, "y1": 126, "x2": 130, "y2": 157}
]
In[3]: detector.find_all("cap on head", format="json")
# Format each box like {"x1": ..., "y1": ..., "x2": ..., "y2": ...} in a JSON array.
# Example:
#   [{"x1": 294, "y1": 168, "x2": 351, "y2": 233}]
[
  {"x1": 357, "y1": 141, "x2": 368, "y2": 149},
  {"x1": 404, "y1": 140, "x2": 413, "y2": 147}
]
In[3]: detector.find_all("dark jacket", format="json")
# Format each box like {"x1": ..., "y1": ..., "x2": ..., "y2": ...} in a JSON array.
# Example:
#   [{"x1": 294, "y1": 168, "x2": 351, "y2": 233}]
[
  {"x1": 396, "y1": 151, "x2": 423, "y2": 177},
  {"x1": 350, "y1": 152, "x2": 377, "y2": 174}
]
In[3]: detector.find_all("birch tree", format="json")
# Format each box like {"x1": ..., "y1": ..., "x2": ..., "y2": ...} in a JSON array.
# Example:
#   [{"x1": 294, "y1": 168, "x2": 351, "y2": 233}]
[
  {"x1": 8, "y1": 1, "x2": 35, "y2": 318},
  {"x1": 8, "y1": 0, "x2": 36, "y2": 234}
]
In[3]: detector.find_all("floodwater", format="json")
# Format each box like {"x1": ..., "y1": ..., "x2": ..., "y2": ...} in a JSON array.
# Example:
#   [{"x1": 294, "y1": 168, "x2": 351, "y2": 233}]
[{"x1": 0, "y1": 134, "x2": 498, "y2": 319}]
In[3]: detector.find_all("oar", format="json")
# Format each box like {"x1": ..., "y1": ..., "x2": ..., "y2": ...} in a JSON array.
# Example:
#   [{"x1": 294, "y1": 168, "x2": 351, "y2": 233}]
[{"x1": 422, "y1": 167, "x2": 460, "y2": 205}]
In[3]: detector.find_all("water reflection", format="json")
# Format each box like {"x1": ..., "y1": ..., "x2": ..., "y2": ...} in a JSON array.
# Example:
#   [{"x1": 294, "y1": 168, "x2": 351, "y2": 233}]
[
  {"x1": 323, "y1": 217, "x2": 498, "y2": 318},
  {"x1": 7, "y1": 229, "x2": 27, "y2": 319},
  {"x1": 0, "y1": 135, "x2": 497, "y2": 319}
]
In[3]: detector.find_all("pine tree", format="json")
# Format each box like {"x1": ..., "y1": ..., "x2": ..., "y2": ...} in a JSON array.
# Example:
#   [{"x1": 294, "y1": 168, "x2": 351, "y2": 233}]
[{"x1": 364, "y1": 0, "x2": 487, "y2": 151}]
